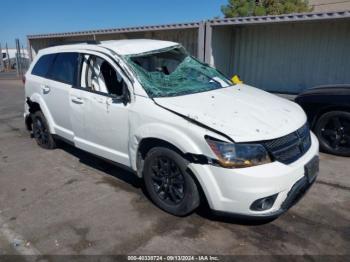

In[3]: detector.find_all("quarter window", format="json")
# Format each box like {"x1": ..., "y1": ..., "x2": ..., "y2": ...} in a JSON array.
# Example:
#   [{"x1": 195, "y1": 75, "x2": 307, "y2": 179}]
[
  {"x1": 31, "y1": 54, "x2": 56, "y2": 78},
  {"x1": 48, "y1": 52, "x2": 79, "y2": 85}
]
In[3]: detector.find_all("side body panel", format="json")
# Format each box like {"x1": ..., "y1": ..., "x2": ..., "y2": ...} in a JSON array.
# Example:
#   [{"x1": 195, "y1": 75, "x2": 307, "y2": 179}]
[
  {"x1": 25, "y1": 73, "x2": 56, "y2": 134},
  {"x1": 77, "y1": 91, "x2": 130, "y2": 166},
  {"x1": 44, "y1": 78, "x2": 74, "y2": 140},
  {"x1": 70, "y1": 50, "x2": 132, "y2": 166},
  {"x1": 127, "y1": 96, "x2": 226, "y2": 173},
  {"x1": 69, "y1": 87, "x2": 86, "y2": 146}
]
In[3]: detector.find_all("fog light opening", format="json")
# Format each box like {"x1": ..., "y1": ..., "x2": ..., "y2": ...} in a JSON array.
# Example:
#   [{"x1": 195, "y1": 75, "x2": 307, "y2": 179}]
[{"x1": 250, "y1": 194, "x2": 278, "y2": 211}]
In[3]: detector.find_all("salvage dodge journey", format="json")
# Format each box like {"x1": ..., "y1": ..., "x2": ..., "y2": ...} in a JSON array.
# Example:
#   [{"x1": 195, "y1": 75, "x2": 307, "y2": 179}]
[{"x1": 24, "y1": 40, "x2": 319, "y2": 218}]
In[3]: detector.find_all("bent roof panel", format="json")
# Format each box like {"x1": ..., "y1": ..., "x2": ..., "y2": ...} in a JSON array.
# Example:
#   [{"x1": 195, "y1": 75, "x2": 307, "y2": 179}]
[
  {"x1": 99, "y1": 39, "x2": 178, "y2": 55},
  {"x1": 36, "y1": 39, "x2": 179, "y2": 56}
]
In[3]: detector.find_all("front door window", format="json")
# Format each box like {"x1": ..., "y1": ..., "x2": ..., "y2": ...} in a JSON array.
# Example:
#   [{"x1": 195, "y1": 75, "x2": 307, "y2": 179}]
[{"x1": 82, "y1": 55, "x2": 126, "y2": 97}]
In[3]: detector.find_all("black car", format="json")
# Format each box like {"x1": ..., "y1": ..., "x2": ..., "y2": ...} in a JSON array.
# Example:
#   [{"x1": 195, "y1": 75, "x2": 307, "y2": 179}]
[{"x1": 295, "y1": 85, "x2": 350, "y2": 157}]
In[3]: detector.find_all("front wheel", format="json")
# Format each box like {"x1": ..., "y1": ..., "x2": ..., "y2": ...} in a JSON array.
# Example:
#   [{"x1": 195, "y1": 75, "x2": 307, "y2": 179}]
[
  {"x1": 314, "y1": 111, "x2": 350, "y2": 157},
  {"x1": 143, "y1": 147, "x2": 200, "y2": 216}
]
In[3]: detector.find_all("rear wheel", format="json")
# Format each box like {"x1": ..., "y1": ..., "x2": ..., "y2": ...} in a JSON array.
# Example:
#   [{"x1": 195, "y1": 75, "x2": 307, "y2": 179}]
[
  {"x1": 143, "y1": 147, "x2": 200, "y2": 216},
  {"x1": 31, "y1": 111, "x2": 56, "y2": 149},
  {"x1": 314, "y1": 111, "x2": 350, "y2": 157}
]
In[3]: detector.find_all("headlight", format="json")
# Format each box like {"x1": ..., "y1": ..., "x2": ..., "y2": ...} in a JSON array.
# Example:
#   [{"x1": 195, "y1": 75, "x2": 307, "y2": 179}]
[{"x1": 205, "y1": 137, "x2": 271, "y2": 168}]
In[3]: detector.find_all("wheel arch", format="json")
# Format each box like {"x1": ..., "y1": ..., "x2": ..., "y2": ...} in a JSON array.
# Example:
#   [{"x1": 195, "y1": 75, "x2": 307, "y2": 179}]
[
  {"x1": 129, "y1": 123, "x2": 206, "y2": 172},
  {"x1": 27, "y1": 93, "x2": 56, "y2": 134},
  {"x1": 132, "y1": 133, "x2": 206, "y2": 177},
  {"x1": 137, "y1": 137, "x2": 185, "y2": 160},
  {"x1": 129, "y1": 122, "x2": 212, "y2": 201},
  {"x1": 311, "y1": 105, "x2": 350, "y2": 130},
  {"x1": 135, "y1": 136, "x2": 210, "y2": 210}
]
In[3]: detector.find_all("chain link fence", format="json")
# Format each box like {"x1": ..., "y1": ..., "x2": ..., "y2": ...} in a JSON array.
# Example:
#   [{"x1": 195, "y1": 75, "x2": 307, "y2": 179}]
[{"x1": 0, "y1": 39, "x2": 30, "y2": 78}]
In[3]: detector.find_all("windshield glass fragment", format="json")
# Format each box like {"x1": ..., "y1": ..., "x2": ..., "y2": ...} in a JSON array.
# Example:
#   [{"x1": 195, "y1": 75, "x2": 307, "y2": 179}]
[{"x1": 125, "y1": 46, "x2": 232, "y2": 97}]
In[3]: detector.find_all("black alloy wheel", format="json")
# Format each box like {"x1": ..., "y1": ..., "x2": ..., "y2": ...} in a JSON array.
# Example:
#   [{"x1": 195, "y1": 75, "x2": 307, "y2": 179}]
[
  {"x1": 31, "y1": 111, "x2": 56, "y2": 149},
  {"x1": 150, "y1": 156, "x2": 185, "y2": 205},
  {"x1": 143, "y1": 147, "x2": 200, "y2": 216},
  {"x1": 315, "y1": 111, "x2": 350, "y2": 157}
]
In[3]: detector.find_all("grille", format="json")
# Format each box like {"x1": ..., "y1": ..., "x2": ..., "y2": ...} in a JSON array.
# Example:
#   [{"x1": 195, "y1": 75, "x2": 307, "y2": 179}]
[{"x1": 263, "y1": 123, "x2": 311, "y2": 165}]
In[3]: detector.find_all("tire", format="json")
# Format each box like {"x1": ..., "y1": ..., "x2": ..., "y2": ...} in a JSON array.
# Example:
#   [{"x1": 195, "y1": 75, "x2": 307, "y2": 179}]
[
  {"x1": 314, "y1": 111, "x2": 350, "y2": 157},
  {"x1": 31, "y1": 111, "x2": 56, "y2": 149},
  {"x1": 143, "y1": 147, "x2": 200, "y2": 216}
]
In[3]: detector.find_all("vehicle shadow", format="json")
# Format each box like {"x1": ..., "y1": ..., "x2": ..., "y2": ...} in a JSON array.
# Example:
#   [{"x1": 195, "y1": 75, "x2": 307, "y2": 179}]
[
  {"x1": 57, "y1": 141, "x2": 275, "y2": 226},
  {"x1": 195, "y1": 204, "x2": 276, "y2": 226},
  {"x1": 57, "y1": 141, "x2": 142, "y2": 190}
]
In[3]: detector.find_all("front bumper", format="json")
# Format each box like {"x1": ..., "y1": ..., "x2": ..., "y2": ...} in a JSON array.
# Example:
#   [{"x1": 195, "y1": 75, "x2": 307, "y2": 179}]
[{"x1": 189, "y1": 132, "x2": 319, "y2": 217}]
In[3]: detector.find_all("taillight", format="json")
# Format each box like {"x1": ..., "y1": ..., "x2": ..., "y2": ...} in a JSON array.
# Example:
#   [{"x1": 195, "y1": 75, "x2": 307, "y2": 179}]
[{"x1": 22, "y1": 75, "x2": 26, "y2": 85}]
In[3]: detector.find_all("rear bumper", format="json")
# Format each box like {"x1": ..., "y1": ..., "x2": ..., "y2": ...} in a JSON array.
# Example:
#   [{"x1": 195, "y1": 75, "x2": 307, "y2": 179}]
[
  {"x1": 24, "y1": 105, "x2": 32, "y2": 131},
  {"x1": 189, "y1": 132, "x2": 319, "y2": 218}
]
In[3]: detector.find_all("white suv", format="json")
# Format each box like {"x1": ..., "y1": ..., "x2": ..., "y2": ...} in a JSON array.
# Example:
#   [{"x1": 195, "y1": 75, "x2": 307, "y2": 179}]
[{"x1": 24, "y1": 40, "x2": 319, "y2": 218}]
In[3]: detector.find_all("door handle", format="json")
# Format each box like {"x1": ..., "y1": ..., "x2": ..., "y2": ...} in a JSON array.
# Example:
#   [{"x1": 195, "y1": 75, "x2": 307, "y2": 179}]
[
  {"x1": 41, "y1": 84, "x2": 50, "y2": 93},
  {"x1": 71, "y1": 96, "x2": 84, "y2": 104}
]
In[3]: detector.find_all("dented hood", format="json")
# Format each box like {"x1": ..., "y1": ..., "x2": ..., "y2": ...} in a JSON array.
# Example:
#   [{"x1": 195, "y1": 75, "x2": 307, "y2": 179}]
[{"x1": 154, "y1": 84, "x2": 307, "y2": 142}]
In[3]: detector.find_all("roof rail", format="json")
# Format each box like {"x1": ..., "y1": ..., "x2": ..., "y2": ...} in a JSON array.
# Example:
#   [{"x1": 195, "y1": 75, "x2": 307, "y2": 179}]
[{"x1": 48, "y1": 40, "x2": 100, "y2": 47}]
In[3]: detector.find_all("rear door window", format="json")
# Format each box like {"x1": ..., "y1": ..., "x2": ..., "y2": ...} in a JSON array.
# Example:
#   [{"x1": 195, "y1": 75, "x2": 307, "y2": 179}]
[
  {"x1": 48, "y1": 52, "x2": 79, "y2": 85},
  {"x1": 31, "y1": 54, "x2": 56, "y2": 77}
]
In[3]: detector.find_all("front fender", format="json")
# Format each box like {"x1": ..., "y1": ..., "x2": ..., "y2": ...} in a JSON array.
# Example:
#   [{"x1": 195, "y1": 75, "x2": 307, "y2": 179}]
[
  {"x1": 129, "y1": 122, "x2": 203, "y2": 172},
  {"x1": 29, "y1": 93, "x2": 56, "y2": 134}
]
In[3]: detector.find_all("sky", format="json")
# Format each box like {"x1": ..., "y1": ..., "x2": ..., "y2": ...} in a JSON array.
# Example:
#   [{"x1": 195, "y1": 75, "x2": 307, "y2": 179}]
[{"x1": 0, "y1": 0, "x2": 227, "y2": 48}]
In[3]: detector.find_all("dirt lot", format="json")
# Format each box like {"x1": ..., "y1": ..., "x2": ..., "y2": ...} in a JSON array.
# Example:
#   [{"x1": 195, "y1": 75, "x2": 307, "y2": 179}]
[{"x1": 0, "y1": 79, "x2": 349, "y2": 256}]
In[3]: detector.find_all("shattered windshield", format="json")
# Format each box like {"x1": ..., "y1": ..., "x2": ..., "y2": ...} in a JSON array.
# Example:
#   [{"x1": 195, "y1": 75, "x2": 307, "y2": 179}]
[{"x1": 125, "y1": 46, "x2": 232, "y2": 97}]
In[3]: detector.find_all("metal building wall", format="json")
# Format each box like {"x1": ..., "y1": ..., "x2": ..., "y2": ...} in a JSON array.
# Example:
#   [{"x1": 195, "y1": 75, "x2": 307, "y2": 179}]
[
  {"x1": 28, "y1": 23, "x2": 204, "y2": 61},
  {"x1": 210, "y1": 20, "x2": 350, "y2": 94},
  {"x1": 29, "y1": 35, "x2": 95, "y2": 60},
  {"x1": 27, "y1": 11, "x2": 350, "y2": 94}
]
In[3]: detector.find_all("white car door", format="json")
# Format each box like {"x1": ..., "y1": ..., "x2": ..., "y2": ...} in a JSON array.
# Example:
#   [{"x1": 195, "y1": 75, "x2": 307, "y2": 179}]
[
  {"x1": 69, "y1": 87, "x2": 86, "y2": 148},
  {"x1": 69, "y1": 54, "x2": 88, "y2": 148},
  {"x1": 44, "y1": 52, "x2": 80, "y2": 141},
  {"x1": 72, "y1": 52, "x2": 131, "y2": 166}
]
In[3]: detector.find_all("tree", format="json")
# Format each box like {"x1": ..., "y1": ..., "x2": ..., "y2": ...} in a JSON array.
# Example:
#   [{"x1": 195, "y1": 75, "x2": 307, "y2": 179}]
[{"x1": 221, "y1": 0, "x2": 313, "y2": 18}]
